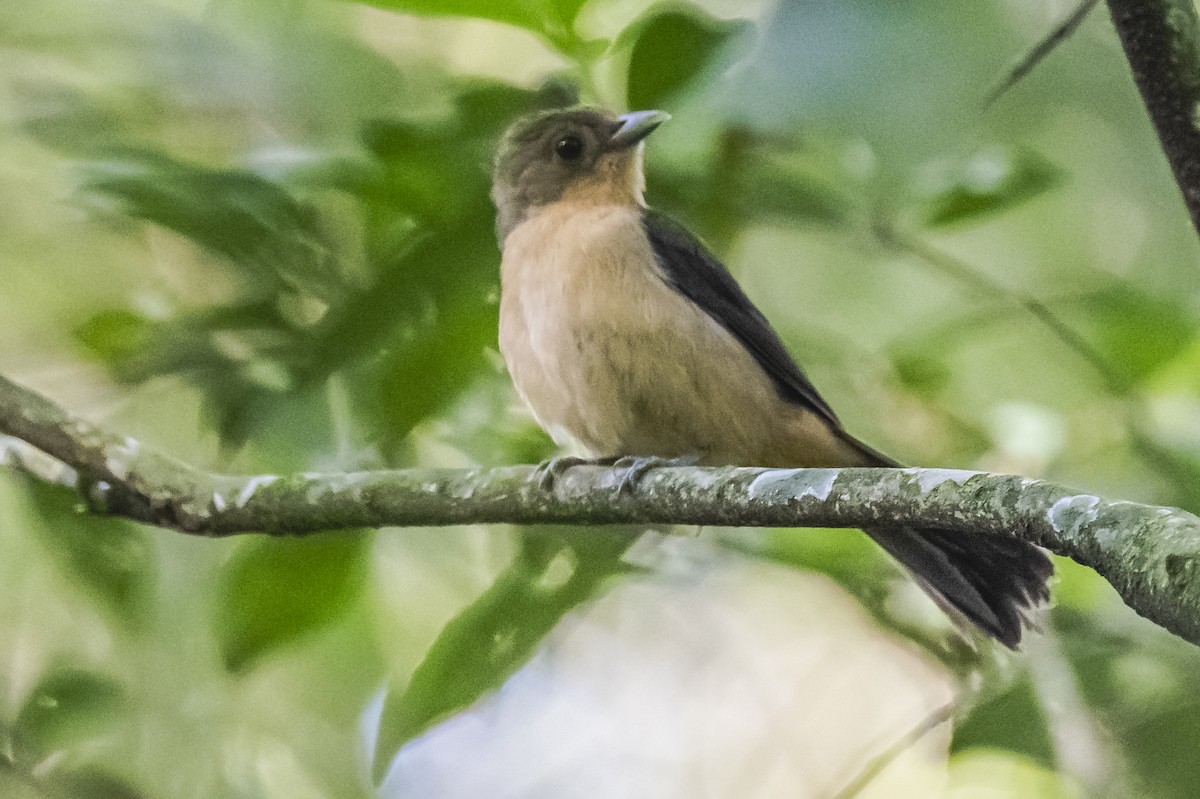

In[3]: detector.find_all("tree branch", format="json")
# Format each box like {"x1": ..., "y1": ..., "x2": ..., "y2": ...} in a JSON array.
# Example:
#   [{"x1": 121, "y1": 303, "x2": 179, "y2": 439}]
[
  {"x1": 4, "y1": 373, "x2": 1200, "y2": 646},
  {"x1": 1106, "y1": 0, "x2": 1200, "y2": 238}
]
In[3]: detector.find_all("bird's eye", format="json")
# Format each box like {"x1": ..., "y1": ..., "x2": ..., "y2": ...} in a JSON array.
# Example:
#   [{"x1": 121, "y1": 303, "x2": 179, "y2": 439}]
[{"x1": 555, "y1": 135, "x2": 584, "y2": 160}]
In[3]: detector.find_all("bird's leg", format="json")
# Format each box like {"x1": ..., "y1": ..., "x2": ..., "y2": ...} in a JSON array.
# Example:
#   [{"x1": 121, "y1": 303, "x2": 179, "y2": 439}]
[
  {"x1": 612, "y1": 454, "x2": 700, "y2": 495},
  {"x1": 530, "y1": 455, "x2": 623, "y2": 491}
]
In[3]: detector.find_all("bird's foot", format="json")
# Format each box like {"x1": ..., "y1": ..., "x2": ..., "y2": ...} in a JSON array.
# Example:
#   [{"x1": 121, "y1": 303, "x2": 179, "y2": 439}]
[
  {"x1": 530, "y1": 455, "x2": 621, "y2": 491},
  {"x1": 612, "y1": 454, "x2": 700, "y2": 496},
  {"x1": 531, "y1": 454, "x2": 700, "y2": 493}
]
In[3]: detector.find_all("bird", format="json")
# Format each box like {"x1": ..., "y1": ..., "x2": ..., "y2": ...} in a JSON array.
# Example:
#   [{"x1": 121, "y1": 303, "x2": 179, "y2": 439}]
[{"x1": 490, "y1": 106, "x2": 1053, "y2": 648}]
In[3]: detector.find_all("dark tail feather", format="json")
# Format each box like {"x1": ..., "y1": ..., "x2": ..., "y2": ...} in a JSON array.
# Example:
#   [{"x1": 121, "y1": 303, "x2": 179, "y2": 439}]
[
  {"x1": 832, "y1": 431, "x2": 1054, "y2": 647},
  {"x1": 866, "y1": 525, "x2": 1053, "y2": 648}
]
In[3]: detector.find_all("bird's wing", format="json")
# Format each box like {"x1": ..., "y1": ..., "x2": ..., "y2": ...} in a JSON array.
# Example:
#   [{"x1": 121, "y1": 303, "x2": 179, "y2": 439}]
[{"x1": 642, "y1": 208, "x2": 846, "y2": 431}]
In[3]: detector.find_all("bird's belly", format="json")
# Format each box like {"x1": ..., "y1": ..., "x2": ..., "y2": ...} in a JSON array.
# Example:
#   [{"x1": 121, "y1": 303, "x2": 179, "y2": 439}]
[
  {"x1": 500, "y1": 265, "x2": 786, "y2": 462},
  {"x1": 499, "y1": 296, "x2": 616, "y2": 451},
  {"x1": 498, "y1": 201, "x2": 855, "y2": 467}
]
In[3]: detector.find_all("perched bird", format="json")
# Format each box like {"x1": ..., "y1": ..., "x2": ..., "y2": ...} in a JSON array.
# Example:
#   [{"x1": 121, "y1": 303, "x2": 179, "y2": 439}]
[{"x1": 491, "y1": 106, "x2": 1052, "y2": 647}]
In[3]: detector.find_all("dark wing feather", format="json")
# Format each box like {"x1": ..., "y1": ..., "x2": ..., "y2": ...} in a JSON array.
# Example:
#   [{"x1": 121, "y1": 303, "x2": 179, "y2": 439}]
[
  {"x1": 642, "y1": 210, "x2": 1052, "y2": 648},
  {"x1": 641, "y1": 208, "x2": 842, "y2": 429}
]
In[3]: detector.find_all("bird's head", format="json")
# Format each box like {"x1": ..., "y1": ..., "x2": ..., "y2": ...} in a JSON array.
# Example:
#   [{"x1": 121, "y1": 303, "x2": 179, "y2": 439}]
[{"x1": 491, "y1": 106, "x2": 669, "y2": 242}]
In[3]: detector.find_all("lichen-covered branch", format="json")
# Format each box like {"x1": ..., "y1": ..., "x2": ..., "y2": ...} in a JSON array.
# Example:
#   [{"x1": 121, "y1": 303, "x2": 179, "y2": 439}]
[
  {"x1": 4, "y1": 373, "x2": 1200, "y2": 645},
  {"x1": 1106, "y1": 0, "x2": 1200, "y2": 237}
]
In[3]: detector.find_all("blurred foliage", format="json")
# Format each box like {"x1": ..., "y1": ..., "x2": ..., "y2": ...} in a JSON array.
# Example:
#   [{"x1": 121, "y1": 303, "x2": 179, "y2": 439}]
[
  {"x1": 338, "y1": 0, "x2": 593, "y2": 52},
  {"x1": 371, "y1": 528, "x2": 635, "y2": 779},
  {"x1": 917, "y1": 147, "x2": 1064, "y2": 227},
  {"x1": 2, "y1": 663, "x2": 145, "y2": 799},
  {"x1": 1071, "y1": 286, "x2": 1196, "y2": 382},
  {"x1": 3, "y1": 0, "x2": 1200, "y2": 796},
  {"x1": 13, "y1": 668, "x2": 128, "y2": 764},
  {"x1": 621, "y1": 6, "x2": 749, "y2": 111},
  {"x1": 216, "y1": 532, "x2": 371, "y2": 672},
  {"x1": 15, "y1": 475, "x2": 154, "y2": 628}
]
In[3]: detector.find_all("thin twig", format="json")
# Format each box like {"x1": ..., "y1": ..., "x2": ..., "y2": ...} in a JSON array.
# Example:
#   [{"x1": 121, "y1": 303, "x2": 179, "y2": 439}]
[
  {"x1": 986, "y1": 0, "x2": 1102, "y2": 106},
  {"x1": 877, "y1": 224, "x2": 1130, "y2": 393},
  {"x1": 829, "y1": 703, "x2": 955, "y2": 799}
]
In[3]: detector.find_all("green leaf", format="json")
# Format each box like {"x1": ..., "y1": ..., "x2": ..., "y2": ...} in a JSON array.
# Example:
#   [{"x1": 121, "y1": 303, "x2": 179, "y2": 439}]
[
  {"x1": 369, "y1": 295, "x2": 497, "y2": 446},
  {"x1": 215, "y1": 532, "x2": 370, "y2": 673},
  {"x1": 736, "y1": 164, "x2": 851, "y2": 229},
  {"x1": 313, "y1": 224, "x2": 498, "y2": 450},
  {"x1": 20, "y1": 86, "x2": 132, "y2": 156},
  {"x1": 435, "y1": 372, "x2": 558, "y2": 466},
  {"x1": 890, "y1": 351, "x2": 952, "y2": 397},
  {"x1": 344, "y1": 0, "x2": 543, "y2": 31},
  {"x1": 74, "y1": 302, "x2": 308, "y2": 448},
  {"x1": 250, "y1": 147, "x2": 383, "y2": 196},
  {"x1": 76, "y1": 301, "x2": 294, "y2": 382},
  {"x1": 647, "y1": 128, "x2": 854, "y2": 247},
  {"x1": 1071, "y1": 287, "x2": 1196, "y2": 382},
  {"x1": 740, "y1": 527, "x2": 886, "y2": 592},
  {"x1": 455, "y1": 80, "x2": 557, "y2": 138},
  {"x1": 361, "y1": 124, "x2": 472, "y2": 225},
  {"x1": 44, "y1": 768, "x2": 147, "y2": 799},
  {"x1": 625, "y1": 7, "x2": 749, "y2": 110},
  {"x1": 74, "y1": 310, "x2": 154, "y2": 376},
  {"x1": 1129, "y1": 427, "x2": 1200, "y2": 515},
  {"x1": 370, "y1": 530, "x2": 635, "y2": 780},
  {"x1": 951, "y1": 672, "x2": 1056, "y2": 766},
  {"x1": 13, "y1": 668, "x2": 126, "y2": 763},
  {"x1": 337, "y1": 0, "x2": 586, "y2": 44},
  {"x1": 1054, "y1": 609, "x2": 1200, "y2": 799},
  {"x1": 17, "y1": 477, "x2": 153, "y2": 628},
  {"x1": 920, "y1": 148, "x2": 1063, "y2": 227},
  {"x1": 83, "y1": 149, "x2": 338, "y2": 298}
]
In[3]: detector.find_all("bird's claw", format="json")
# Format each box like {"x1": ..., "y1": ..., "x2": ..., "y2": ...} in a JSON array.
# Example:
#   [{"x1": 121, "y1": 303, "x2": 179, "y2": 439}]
[
  {"x1": 530, "y1": 456, "x2": 593, "y2": 491},
  {"x1": 612, "y1": 454, "x2": 700, "y2": 496},
  {"x1": 530, "y1": 454, "x2": 698, "y2": 493}
]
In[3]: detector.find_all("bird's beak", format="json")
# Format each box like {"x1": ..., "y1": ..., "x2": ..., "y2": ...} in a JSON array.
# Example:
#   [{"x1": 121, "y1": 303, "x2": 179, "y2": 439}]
[{"x1": 609, "y1": 110, "x2": 671, "y2": 149}]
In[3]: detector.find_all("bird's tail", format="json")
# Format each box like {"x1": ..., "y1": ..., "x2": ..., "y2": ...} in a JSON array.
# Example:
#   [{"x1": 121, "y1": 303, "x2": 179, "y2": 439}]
[
  {"x1": 837, "y1": 432, "x2": 1053, "y2": 648},
  {"x1": 865, "y1": 524, "x2": 1052, "y2": 648}
]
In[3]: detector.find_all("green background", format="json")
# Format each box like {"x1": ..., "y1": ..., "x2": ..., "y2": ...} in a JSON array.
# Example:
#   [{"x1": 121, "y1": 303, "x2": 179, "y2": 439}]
[{"x1": 2, "y1": 0, "x2": 1199, "y2": 796}]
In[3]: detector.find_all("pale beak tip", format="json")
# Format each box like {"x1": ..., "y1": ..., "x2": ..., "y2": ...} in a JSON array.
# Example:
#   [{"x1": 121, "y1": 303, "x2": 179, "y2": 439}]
[{"x1": 610, "y1": 110, "x2": 671, "y2": 148}]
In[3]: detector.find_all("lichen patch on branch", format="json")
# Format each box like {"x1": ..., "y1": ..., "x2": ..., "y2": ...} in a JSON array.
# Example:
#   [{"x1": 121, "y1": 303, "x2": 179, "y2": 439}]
[
  {"x1": 1047, "y1": 494, "x2": 1103, "y2": 535},
  {"x1": 908, "y1": 468, "x2": 980, "y2": 494},
  {"x1": 746, "y1": 468, "x2": 838, "y2": 502}
]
